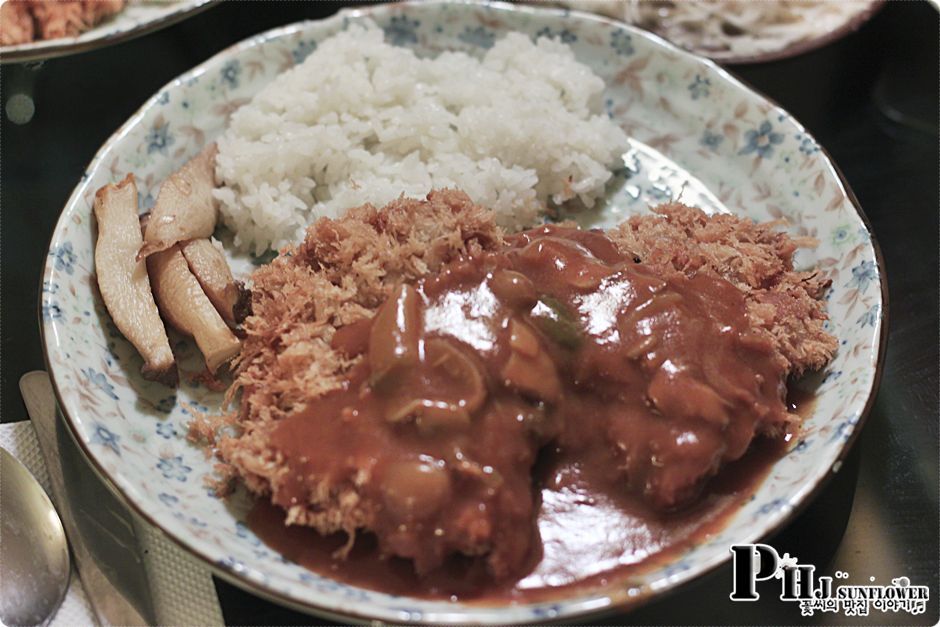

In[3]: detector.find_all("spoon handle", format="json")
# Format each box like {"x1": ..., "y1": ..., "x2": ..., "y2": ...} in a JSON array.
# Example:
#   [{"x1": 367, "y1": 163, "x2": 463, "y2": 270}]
[{"x1": 20, "y1": 371, "x2": 152, "y2": 627}]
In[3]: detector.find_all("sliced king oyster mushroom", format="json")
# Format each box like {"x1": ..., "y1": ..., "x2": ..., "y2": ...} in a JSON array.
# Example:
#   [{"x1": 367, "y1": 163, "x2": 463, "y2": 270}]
[
  {"x1": 138, "y1": 143, "x2": 219, "y2": 260},
  {"x1": 93, "y1": 174, "x2": 178, "y2": 386},
  {"x1": 179, "y1": 238, "x2": 250, "y2": 326},
  {"x1": 147, "y1": 244, "x2": 241, "y2": 373}
]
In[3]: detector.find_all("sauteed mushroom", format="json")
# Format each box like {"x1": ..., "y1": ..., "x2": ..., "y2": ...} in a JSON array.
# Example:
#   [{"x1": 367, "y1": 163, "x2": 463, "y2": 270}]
[
  {"x1": 180, "y1": 238, "x2": 249, "y2": 325},
  {"x1": 93, "y1": 174, "x2": 177, "y2": 385},
  {"x1": 147, "y1": 245, "x2": 240, "y2": 373},
  {"x1": 138, "y1": 144, "x2": 219, "y2": 260},
  {"x1": 369, "y1": 283, "x2": 422, "y2": 387}
]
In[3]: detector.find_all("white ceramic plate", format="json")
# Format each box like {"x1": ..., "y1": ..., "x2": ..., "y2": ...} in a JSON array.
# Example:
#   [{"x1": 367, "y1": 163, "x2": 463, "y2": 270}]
[
  {"x1": 41, "y1": 1, "x2": 887, "y2": 623},
  {"x1": 1, "y1": 0, "x2": 217, "y2": 64}
]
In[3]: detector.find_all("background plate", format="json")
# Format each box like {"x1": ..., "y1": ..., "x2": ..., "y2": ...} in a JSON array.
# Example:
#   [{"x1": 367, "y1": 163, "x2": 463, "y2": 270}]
[{"x1": 1, "y1": 0, "x2": 218, "y2": 64}]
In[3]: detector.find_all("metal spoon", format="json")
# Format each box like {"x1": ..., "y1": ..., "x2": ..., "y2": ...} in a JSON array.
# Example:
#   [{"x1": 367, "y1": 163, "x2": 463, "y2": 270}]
[{"x1": 0, "y1": 447, "x2": 70, "y2": 626}]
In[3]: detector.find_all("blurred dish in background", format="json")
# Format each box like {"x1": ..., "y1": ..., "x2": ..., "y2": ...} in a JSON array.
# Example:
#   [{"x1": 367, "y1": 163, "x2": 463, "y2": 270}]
[
  {"x1": 0, "y1": 0, "x2": 218, "y2": 63},
  {"x1": 1, "y1": 0, "x2": 127, "y2": 45},
  {"x1": 554, "y1": 0, "x2": 882, "y2": 63}
]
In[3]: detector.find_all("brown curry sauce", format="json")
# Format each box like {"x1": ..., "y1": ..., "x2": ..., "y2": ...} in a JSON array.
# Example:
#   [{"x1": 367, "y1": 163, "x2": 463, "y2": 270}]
[
  {"x1": 248, "y1": 433, "x2": 805, "y2": 602},
  {"x1": 257, "y1": 224, "x2": 808, "y2": 599}
]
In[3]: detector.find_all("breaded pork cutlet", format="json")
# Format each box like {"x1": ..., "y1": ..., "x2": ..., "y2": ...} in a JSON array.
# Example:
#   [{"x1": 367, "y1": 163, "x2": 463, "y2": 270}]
[
  {"x1": 608, "y1": 203, "x2": 836, "y2": 376},
  {"x1": 202, "y1": 191, "x2": 836, "y2": 578},
  {"x1": 214, "y1": 191, "x2": 516, "y2": 572}
]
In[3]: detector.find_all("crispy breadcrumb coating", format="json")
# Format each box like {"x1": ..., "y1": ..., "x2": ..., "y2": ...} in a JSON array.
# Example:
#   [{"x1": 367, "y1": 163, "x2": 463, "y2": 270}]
[
  {"x1": 607, "y1": 203, "x2": 836, "y2": 374},
  {"x1": 204, "y1": 190, "x2": 502, "y2": 534},
  {"x1": 195, "y1": 191, "x2": 835, "y2": 547}
]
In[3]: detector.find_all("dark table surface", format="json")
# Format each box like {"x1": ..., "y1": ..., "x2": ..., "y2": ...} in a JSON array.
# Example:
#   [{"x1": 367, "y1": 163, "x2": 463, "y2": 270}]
[{"x1": 2, "y1": 1, "x2": 937, "y2": 625}]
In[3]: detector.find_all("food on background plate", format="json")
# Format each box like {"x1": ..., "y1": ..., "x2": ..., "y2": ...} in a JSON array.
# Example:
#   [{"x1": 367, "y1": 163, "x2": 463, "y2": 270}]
[
  {"x1": 0, "y1": 0, "x2": 32, "y2": 45},
  {"x1": 213, "y1": 22, "x2": 629, "y2": 254},
  {"x1": 552, "y1": 0, "x2": 878, "y2": 61},
  {"x1": 93, "y1": 174, "x2": 177, "y2": 385},
  {"x1": 200, "y1": 190, "x2": 835, "y2": 591},
  {"x1": 1, "y1": 0, "x2": 126, "y2": 45}
]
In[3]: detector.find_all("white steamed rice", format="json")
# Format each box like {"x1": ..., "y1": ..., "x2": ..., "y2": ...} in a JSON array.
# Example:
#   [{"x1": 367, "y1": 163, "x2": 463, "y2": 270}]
[{"x1": 214, "y1": 21, "x2": 629, "y2": 254}]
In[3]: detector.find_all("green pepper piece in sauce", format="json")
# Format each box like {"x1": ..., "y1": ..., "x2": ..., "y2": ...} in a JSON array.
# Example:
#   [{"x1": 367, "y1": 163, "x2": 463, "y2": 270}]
[{"x1": 530, "y1": 295, "x2": 583, "y2": 350}]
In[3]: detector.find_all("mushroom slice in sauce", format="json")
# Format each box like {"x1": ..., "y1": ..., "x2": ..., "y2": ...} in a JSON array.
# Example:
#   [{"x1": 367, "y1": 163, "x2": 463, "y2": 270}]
[
  {"x1": 500, "y1": 318, "x2": 562, "y2": 403},
  {"x1": 179, "y1": 238, "x2": 248, "y2": 325},
  {"x1": 368, "y1": 283, "x2": 422, "y2": 387},
  {"x1": 138, "y1": 143, "x2": 218, "y2": 260},
  {"x1": 147, "y1": 245, "x2": 240, "y2": 373},
  {"x1": 383, "y1": 338, "x2": 488, "y2": 433},
  {"x1": 488, "y1": 269, "x2": 537, "y2": 310},
  {"x1": 93, "y1": 174, "x2": 177, "y2": 386},
  {"x1": 379, "y1": 459, "x2": 451, "y2": 522},
  {"x1": 530, "y1": 296, "x2": 582, "y2": 350}
]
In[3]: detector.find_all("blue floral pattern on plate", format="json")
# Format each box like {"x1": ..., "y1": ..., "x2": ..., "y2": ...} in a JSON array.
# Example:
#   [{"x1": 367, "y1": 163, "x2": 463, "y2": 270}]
[
  {"x1": 50, "y1": 242, "x2": 77, "y2": 274},
  {"x1": 145, "y1": 120, "x2": 175, "y2": 155},
  {"x1": 610, "y1": 29, "x2": 633, "y2": 56},
  {"x1": 156, "y1": 455, "x2": 192, "y2": 482},
  {"x1": 383, "y1": 15, "x2": 420, "y2": 46},
  {"x1": 688, "y1": 74, "x2": 710, "y2": 100},
  {"x1": 219, "y1": 60, "x2": 242, "y2": 89},
  {"x1": 41, "y1": 2, "x2": 884, "y2": 623},
  {"x1": 458, "y1": 25, "x2": 496, "y2": 49},
  {"x1": 739, "y1": 120, "x2": 785, "y2": 159}
]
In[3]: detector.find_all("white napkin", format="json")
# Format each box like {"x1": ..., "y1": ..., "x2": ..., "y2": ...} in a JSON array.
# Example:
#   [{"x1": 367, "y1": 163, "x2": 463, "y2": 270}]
[{"x1": 0, "y1": 420, "x2": 225, "y2": 627}]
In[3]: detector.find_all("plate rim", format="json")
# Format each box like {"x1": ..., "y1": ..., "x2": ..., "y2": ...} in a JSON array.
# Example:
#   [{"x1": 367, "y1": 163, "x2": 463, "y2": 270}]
[
  {"x1": 0, "y1": 0, "x2": 219, "y2": 64},
  {"x1": 38, "y1": 1, "x2": 889, "y2": 622}
]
